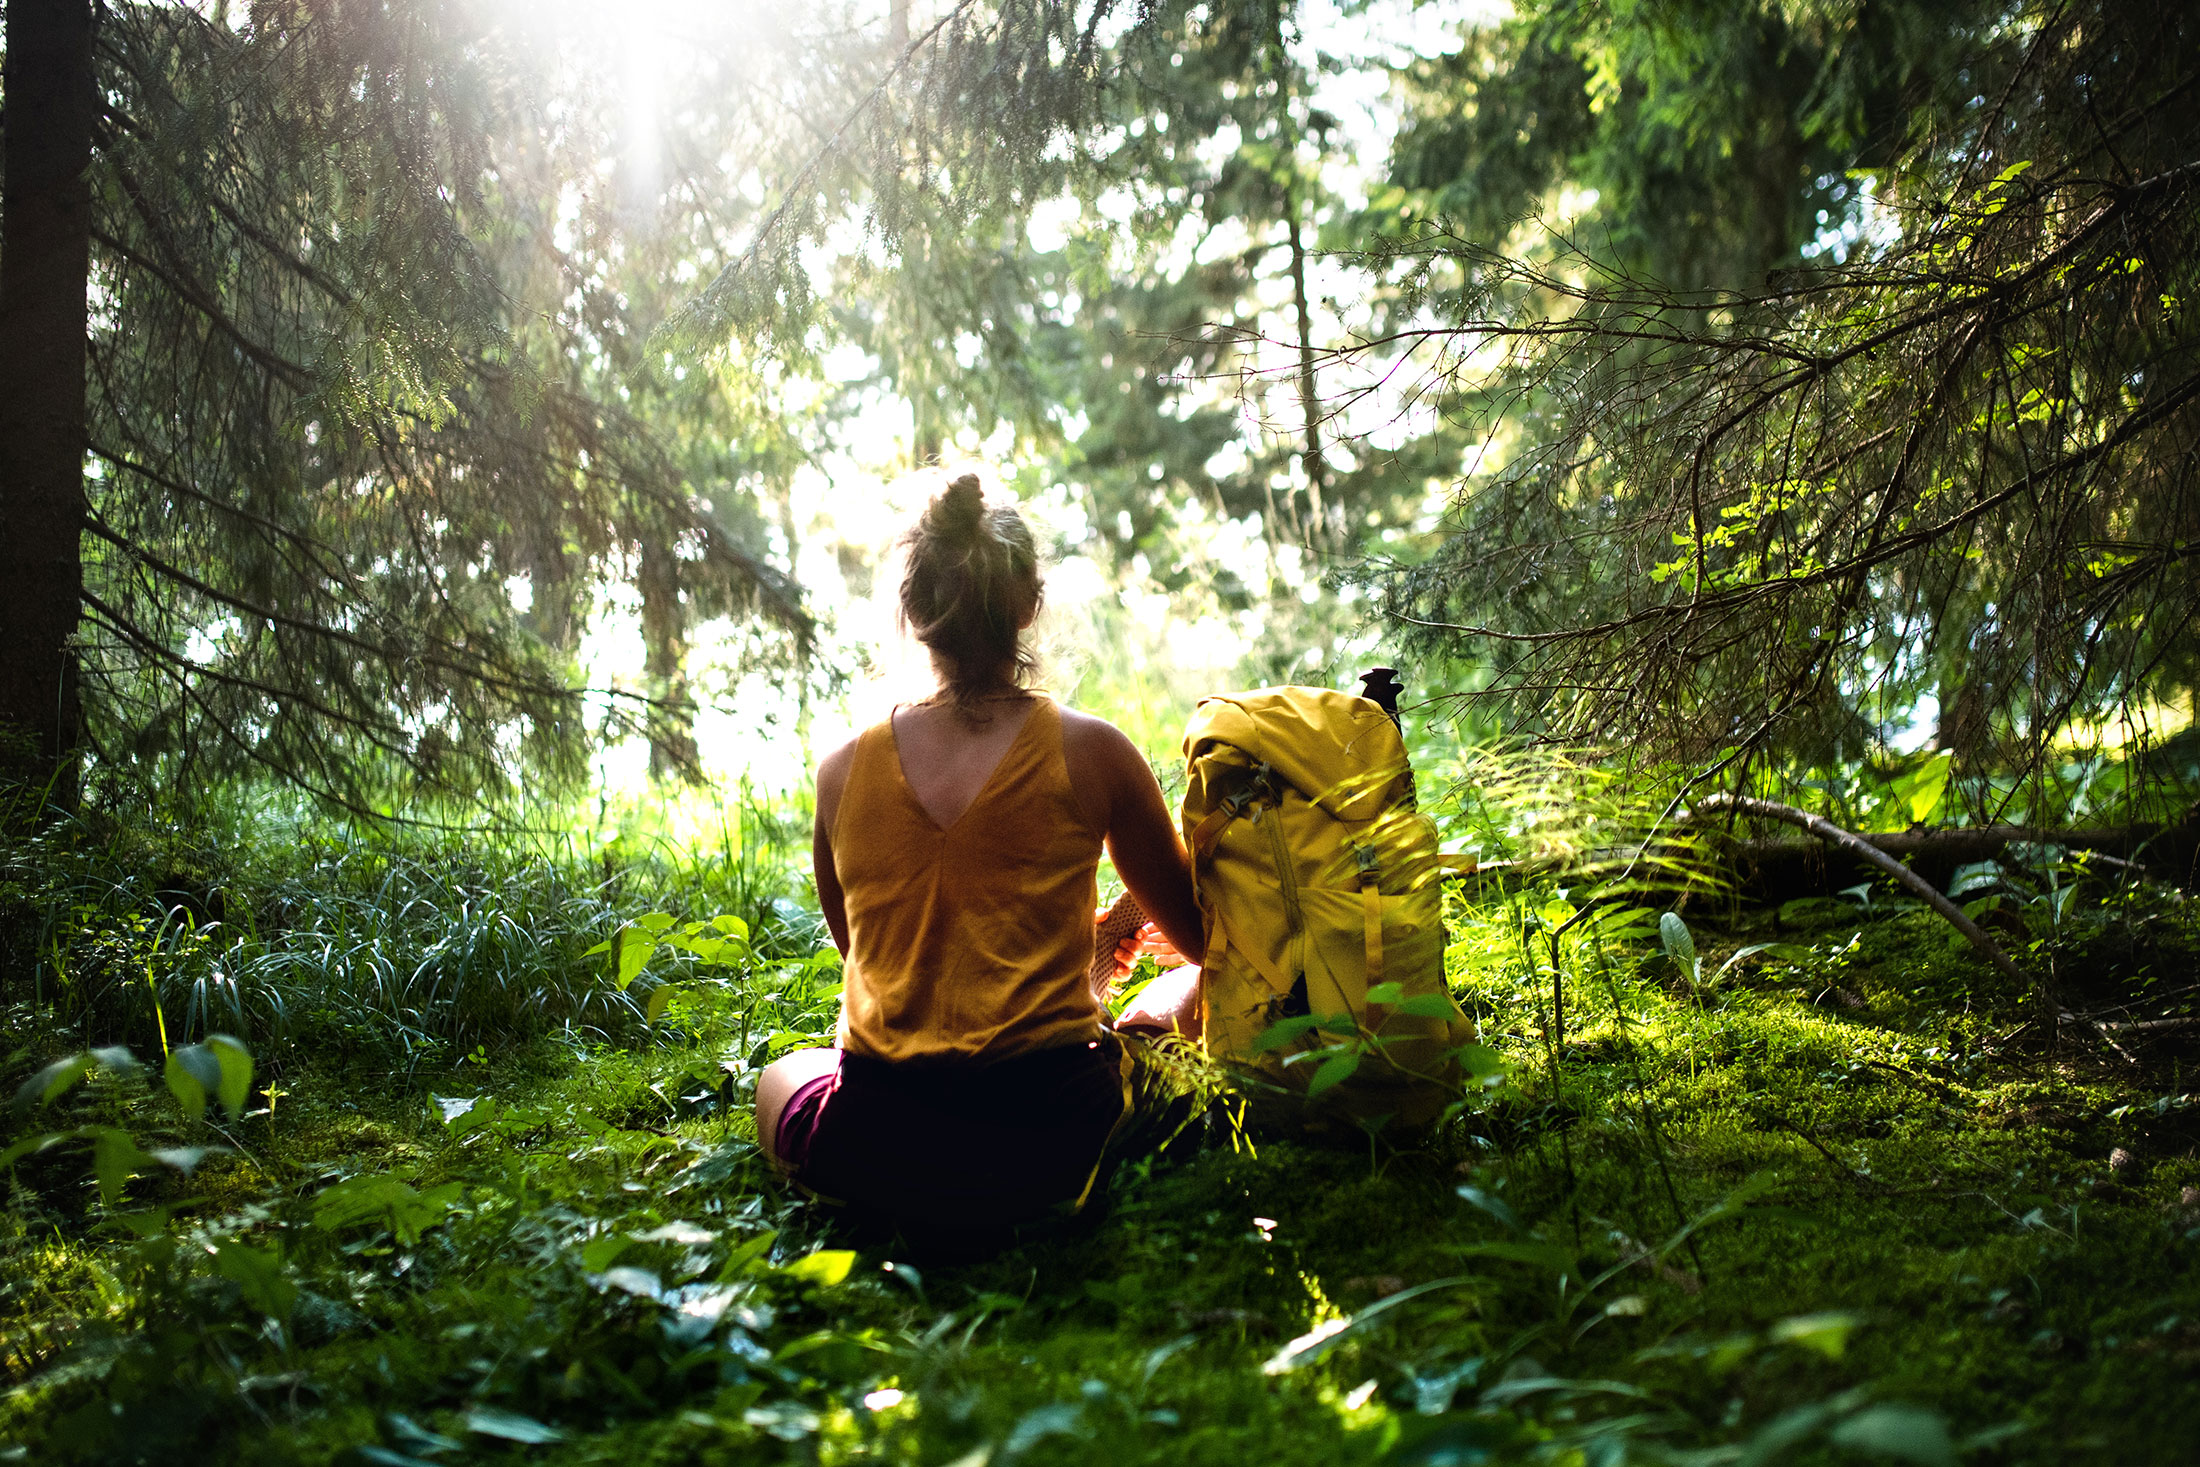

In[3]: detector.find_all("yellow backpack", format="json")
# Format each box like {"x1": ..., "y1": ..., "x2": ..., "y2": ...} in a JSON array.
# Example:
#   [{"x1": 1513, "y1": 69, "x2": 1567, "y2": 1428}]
[{"x1": 1180, "y1": 685, "x2": 1476, "y2": 1126}]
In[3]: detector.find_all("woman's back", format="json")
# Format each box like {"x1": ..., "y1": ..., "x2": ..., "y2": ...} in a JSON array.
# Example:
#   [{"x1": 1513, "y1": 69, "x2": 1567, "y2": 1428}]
[
  {"x1": 759, "y1": 469, "x2": 1205, "y2": 1246},
  {"x1": 829, "y1": 695, "x2": 1104, "y2": 1063}
]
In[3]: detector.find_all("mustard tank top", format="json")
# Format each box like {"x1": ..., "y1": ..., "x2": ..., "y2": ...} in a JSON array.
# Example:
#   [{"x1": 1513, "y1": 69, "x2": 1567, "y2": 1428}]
[{"x1": 831, "y1": 697, "x2": 1106, "y2": 1064}]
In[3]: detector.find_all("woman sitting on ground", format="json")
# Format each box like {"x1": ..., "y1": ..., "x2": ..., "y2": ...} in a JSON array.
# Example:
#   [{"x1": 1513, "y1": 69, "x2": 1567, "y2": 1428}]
[{"x1": 754, "y1": 471, "x2": 1206, "y2": 1242}]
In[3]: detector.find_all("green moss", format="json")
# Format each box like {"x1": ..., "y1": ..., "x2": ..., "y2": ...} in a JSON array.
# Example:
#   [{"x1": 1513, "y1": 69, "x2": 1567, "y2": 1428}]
[{"x1": 5, "y1": 847, "x2": 2199, "y2": 1465}]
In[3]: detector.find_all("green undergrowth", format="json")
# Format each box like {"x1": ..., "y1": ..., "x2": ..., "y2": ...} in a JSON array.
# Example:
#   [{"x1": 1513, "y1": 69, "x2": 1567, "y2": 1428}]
[
  {"x1": 0, "y1": 796, "x2": 817, "y2": 1066},
  {"x1": 4, "y1": 832, "x2": 2199, "y2": 1466}
]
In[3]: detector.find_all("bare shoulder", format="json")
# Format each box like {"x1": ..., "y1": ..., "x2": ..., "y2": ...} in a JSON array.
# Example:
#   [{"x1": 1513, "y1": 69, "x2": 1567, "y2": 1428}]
[
  {"x1": 813, "y1": 733, "x2": 862, "y2": 828},
  {"x1": 815, "y1": 732, "x2": 861, "y2": 785},
  {"x1": 1056, "y1": 705, "x2": 1142, "y2": 769}
]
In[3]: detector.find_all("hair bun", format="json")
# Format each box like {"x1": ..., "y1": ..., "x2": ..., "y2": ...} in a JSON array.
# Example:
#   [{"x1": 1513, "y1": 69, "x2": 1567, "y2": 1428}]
[{"x1": 935, "y1": 473, "x2": 986, "y2": 535}]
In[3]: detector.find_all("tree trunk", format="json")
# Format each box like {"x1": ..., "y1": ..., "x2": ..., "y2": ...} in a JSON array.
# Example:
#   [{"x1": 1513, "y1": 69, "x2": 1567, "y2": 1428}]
[
  {"x1": 1284, "y1": 181, "x2": 1326, "y2": 548},
  {"x1": 0, "y1": 0, "x2": 95, "y2": 805}
]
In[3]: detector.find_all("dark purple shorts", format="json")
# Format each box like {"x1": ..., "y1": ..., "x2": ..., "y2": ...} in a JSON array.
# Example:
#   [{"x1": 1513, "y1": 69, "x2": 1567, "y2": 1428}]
[{"x1": 771, "y1": 1041, "x2": 1128, "y2": 1232}]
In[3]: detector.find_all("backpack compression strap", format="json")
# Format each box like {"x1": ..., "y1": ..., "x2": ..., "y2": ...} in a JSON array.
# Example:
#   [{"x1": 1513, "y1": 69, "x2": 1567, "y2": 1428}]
[
  {"x1": 1355, "y1": 845, "x2": 1388, "y2": 1027},
  {"x1": 1187, "y1": 801, "x2": 1297, "y2": 998}
]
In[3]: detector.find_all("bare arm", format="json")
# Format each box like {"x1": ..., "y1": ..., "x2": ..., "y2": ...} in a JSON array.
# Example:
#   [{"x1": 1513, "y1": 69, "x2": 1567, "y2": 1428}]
[
  {"x1": 1064, "y1": 711, "x2": 1206, "y2": 965},
  {"x1": 811, "y1": 739, "x2": 855, "y2": 957}
]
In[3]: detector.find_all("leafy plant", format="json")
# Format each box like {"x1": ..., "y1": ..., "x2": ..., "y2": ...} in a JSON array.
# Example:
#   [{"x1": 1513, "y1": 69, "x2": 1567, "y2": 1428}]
[{"x1": 585, "y1": 911, "x2": 753, "y2": 1022}]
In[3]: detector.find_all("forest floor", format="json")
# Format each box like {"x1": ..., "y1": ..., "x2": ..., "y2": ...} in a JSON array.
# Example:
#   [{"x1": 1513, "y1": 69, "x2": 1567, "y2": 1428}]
[{"x1": 4, "y1": 839, "x2": 2199, "y2": 1467}]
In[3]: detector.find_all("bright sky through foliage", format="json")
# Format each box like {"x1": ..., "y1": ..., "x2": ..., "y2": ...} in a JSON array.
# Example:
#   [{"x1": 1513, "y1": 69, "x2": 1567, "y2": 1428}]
[{"x1": 526, "y1": 0, "x2": 1500, "y2": 801}]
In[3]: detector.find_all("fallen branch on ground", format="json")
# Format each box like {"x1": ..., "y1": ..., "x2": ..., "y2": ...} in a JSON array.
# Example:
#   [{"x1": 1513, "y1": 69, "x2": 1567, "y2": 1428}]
[
  {"x1": 1720, "y1": 818, "x2": 2199, "y2": 901},
  {"x1": 1694, "y1": 793, "x2": 2048, "y2": 1003}
]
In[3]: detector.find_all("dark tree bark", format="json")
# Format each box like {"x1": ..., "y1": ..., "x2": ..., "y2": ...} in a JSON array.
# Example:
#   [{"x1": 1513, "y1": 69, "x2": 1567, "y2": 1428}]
[{"x1": 0, "y1": 0, "x2": 95, "y2": 803}]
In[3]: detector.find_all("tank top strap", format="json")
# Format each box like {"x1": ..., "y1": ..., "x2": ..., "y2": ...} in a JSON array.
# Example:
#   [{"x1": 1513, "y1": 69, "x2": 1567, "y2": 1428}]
[{"x1": 834, "y1": 715, "x2": 915, "y2": 844}]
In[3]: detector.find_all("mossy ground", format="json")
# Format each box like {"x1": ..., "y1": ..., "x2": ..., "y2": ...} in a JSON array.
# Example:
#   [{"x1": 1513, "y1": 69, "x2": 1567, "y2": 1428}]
[{"x1": 3, "y1": 879, "x2": 2197, "y2": 1466}]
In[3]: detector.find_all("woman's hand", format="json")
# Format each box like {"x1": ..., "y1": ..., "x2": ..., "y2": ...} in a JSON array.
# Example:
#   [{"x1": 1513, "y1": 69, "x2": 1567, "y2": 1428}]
[
  {"x1": 1110, "y1": 919, "x2": 1191, "y2": 980},
  {"x1": 1134, "y1": 921, "x2": 1192, "y2": 969}
]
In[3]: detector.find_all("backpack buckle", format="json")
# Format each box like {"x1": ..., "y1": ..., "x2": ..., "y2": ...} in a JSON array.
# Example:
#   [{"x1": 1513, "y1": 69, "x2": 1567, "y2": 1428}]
[
  {"x1": 1355, "y1": 845, "x2": 1380, "y2": 878},
  {"x1": 1221, "y1": 762, "x2": 1281, "y2": 820}
]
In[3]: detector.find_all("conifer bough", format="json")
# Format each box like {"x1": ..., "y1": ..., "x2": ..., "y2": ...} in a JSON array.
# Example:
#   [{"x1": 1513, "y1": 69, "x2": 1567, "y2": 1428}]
[{"x1": 0, "y1": 0, "x2": 818, "y2": 815}]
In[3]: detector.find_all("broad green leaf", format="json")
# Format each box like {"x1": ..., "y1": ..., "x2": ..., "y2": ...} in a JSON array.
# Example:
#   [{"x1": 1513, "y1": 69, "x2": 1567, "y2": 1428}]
[
  {"x1": 206, "y1": 1033, "x2": 253, "y2": 1117},
  {"x1": 783, "y1": 1249, "x2": 856, "y2": 1287},
  {"x1": 1450, "y1": 1043, "x2": 1506, "y2": 1080},
  {"x1": 645, "y1": 983, "x2": 677, "y2": 1024},
  {"x1": 614, "y1": 925, "x2": 653, "y2": 989},
  {"x1": 1770, "y1": 1311, "x2": 1864, "y2": 1360},
  {"x1": 165, "y1": 1044, "x2": 222, "y2": 1120},
  {"x1": 18, "y1": 1053, "x2": 95, "y2": 1108},
  {"x1": 464, "y1": 1406, "x2": 566, "y2": 1444},
  {"x1": 1305, "y1": 1050, "x2": 1361, "y2": 1098},
  {"x1": 1948, "y1": 859, "x2": 2003, "y2": 896},
  {"x1": 1396, "y1": 992, "x2": 1456, "y2": 1019},
  {"x1": 1251, "y1": 1014, "x2": 1327, "y2": 1053},
  {"x1": 0, "y1": 1131, "x2": 65, "y2": 1169},
  {"x1": 1586, "y1": 906, "x2": 1658, "y2": 943},
  {"x1": 113, "y1": 1207, "x2": 173, "y2": 1239},
  {"x1": 1659, "y1": 912, "x2": 1697, "y2": 971},
  {"x1": 92, "y1": 1127, "x2": 156, "y2": 1205},
  {"x1": 634, "y1": 911, "x2": 677, "y2": 933},
  {"x1": 312, "y1": 1173, "x2": 463, "y2": 1245},
  {"x1": 1829, "y1": 1404, "x2": 1956, "y2": 1466},
  {"x1": 1365, "y1": 981, "x2": 1405, "y2": 1004},
  {"x1": 446, "y1": 1097, "x2": 500, "y2": 1136},
  {"x1": 212, "y1": 1240, "x2": 296, "y2": 1324},
  {"x1": 1891, "y1": 750, "x2": 1955, "y2": 824},
  {"x1": 718, "y1": 1229, "x2": 777, "y2": 1279},
  {"x1": 710, "y1": 914, "x2": 749, "y2": 938},
  {"x1": 580, "y1": 1233, "x2": 634, "y2": 1273}
]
